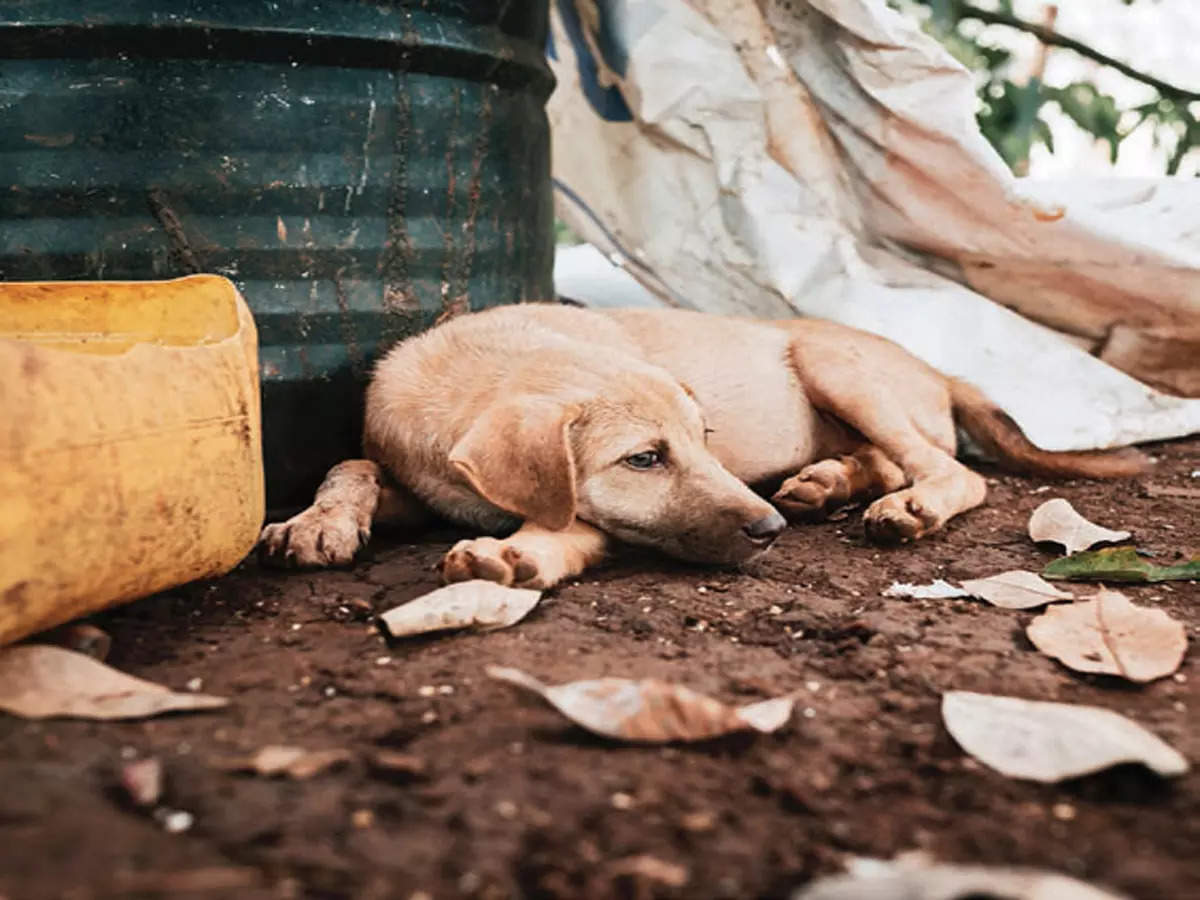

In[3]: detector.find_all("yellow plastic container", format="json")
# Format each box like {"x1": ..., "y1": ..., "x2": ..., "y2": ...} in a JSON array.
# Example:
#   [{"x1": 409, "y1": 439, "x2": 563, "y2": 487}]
[{"x1": 0, "y1": 275, "x2": 264, "y2": 646}]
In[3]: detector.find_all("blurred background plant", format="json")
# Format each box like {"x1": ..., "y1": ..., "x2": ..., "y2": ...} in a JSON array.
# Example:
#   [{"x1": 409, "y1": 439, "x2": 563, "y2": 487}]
[{"x1": 890, "y1": 0, "x2": 1200, "y2": 176}]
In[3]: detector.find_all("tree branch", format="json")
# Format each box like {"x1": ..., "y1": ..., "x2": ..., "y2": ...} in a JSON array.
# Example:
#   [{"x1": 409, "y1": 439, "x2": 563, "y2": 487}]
[{"x1": 958, "y1": 2, "x2": 1200, "y2": 103}]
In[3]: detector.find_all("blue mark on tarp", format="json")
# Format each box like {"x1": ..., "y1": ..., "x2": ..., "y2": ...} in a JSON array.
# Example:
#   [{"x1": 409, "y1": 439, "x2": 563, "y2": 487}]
[{"x1": 546, "y1": 0, "x2": 632, "y2": 123}]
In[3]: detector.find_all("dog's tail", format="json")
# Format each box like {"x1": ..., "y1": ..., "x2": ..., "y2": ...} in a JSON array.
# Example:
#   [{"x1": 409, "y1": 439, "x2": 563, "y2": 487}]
[{"x1": 949, "y1": 378, "x2": 1150, "y2": 479}]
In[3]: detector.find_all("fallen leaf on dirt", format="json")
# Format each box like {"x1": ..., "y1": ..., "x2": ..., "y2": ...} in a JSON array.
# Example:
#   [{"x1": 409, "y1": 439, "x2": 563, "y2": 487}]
[
  {"x1": 1028, "y1": 498, "x2": 1130, "y2": 555},
  {"x1": 942, "y1": 691, "x2": 1188, "y2": 782},
  {"x1": 1044, "y1": 546, "x2": 1200, "y2": 583},
  {"x1": 378, "y1": 580, "x2": 542, "y2": 639},
  {"x1": 882, "y1": 580, "x2": 968, "y2": 599},
  {"x1": 120, "y1": 758, "x2": 164, "y2": 807},
  {"x1": 487, "y1": 666, "x2": 794, "y2": 743},
  {"x1": 959, "y1": 570, "x2": 1073, "y2": 609},
  {"x1": 793, "y1": 856, "x2": 1127, "y2": 900},
  {"x1": 0, "y1": 645, "x2": 228, "y2": 720},
  {"x1": 1026, "y1": 590, "x2": 1186, "y2": 682},
  {"x1": 215, "y1": 746, "x2": 352, "y2": 779}
]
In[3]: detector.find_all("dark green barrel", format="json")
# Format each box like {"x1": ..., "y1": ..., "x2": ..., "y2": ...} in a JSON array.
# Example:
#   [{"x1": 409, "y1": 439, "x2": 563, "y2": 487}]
[{"x1": 0, "y1": 1, "x2": 555, "y2": 510}]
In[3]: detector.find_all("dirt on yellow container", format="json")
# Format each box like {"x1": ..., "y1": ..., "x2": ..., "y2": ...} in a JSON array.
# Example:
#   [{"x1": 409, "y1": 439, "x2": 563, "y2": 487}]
[{"x1": 0, "y1": 275, "x2": 264, "y2": 646}]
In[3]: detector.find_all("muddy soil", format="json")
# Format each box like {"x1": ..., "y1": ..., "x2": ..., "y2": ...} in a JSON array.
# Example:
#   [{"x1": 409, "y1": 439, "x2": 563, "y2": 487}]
[{"x1": 1, "y1": 440, "x2": 1197, "y2": 900}]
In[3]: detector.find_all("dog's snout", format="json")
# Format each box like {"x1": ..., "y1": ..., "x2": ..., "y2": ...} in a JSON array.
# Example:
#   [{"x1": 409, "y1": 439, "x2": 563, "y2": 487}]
[{"x1": 742, "y1": 510, "x2": 786, "y2": 543}]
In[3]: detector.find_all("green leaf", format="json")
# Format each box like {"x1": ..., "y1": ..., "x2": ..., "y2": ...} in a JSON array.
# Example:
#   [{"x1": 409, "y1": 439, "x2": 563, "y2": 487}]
[{"x1": 1044, "y1": 547, "x2": 1200, "y2": 583}]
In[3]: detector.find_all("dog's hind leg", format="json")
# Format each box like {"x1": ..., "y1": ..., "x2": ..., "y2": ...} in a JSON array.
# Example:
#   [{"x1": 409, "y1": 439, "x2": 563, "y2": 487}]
[
  {"x1": 259, "y1": 460, "x2": 427, "y2": 568},
  {"x1": 783, "y1": 326, "x2": 987, "y2": 542},
  {"x1": 440, "y1": 519, "x2": 608, "y2": 590},
  {"x1": 772, "y1": 444, "x2": 907, "y2": 522}
]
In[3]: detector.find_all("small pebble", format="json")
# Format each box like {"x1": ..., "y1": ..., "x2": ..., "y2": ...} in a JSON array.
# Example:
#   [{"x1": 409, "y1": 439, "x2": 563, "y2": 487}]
[
  {"x1": 418, "y1": 685, "x2": 436, "y2": 697},
  {"x1": 159, "y1": 810, "x2": 194, "y2": 834},
  {"x1": 185, "y1": 677, "x2": 203, "y2": 692},
  {"x1": 495, "y1": 800, "x2": 518, "y2": 819},
  {"x1": 1173, "y1": 673, "x2": 1187, "y2": 684},
  {"x1": 291, "y1": 623, "x2": 302, "y2": 631},
  {"x1": 1052, "y1": 802, "x2": 1077, "y2": 821},
  {"x1": 611, "y1": 792, "x2": 634, "y2": 810},
  {"x1": 768, "y1": 605, "x2": 783, "y2": 615},
  {"x1": 697, "y1": 586, "x2": 708, "y2": 594},
  {"x1": 437, "y1": 684, "x2": 455, "y2": 695},
  {"x1": 802, "y1": 707, "x2": 817, "y2": 719},
  {"x1": 351, "y1": 808, "x2": 375, "y2": 829},
  {"x1": 680, "y1": 810, "x2": 716, "y2": 832},
  {"x1": 323, "y1": 686, "x2": 336, "y2": 698},
  {"x1": 421, "y1": 710, "x2": 438, "y2": 724},
  {"x1": 806, "y1": 681, "x2": 821, "y2": 693},
  {"x1": 376, "y1": 656, "x2": 393, "y2": 666},
  {"x1": 120, "y1": 758, "x2": 163, "y2": 807}
]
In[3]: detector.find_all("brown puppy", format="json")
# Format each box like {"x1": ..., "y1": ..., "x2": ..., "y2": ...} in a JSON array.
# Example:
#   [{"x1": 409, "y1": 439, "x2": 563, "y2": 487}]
[{"x1": 259, "y1": 304, "x2": 1145, "y2": 587}]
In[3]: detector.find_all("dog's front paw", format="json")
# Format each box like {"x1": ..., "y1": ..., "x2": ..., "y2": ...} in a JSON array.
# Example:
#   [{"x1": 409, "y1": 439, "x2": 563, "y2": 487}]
[
  {"x1": 258, "y1": 507, "x2": 369, "y2": 568},
  {"x1": 439, "y1": 537, "x2": 552, "y2": 589},
  {"x1": 773, "y1": 460, "x2": 853, "y2": 521},
  {"x1": 863, "y1": 490, "x2": 940, "y2": 544}
]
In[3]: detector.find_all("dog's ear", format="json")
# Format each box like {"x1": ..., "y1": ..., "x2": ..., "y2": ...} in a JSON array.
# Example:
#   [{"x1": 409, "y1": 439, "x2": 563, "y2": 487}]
[{"x1": 448, "y1": 398, "x2": 580, "y2": 531}]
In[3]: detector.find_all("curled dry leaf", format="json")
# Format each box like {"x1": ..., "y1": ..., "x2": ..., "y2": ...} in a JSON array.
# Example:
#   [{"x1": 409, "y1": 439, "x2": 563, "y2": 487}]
[
  {"x1": 882, "y1": 580, "x2": 968, "y2": 600},
  {"x1": 1044, "y1": 546, "x2": 1200, "y2": 583},
  {"x1": 959, "y1": 570, "x2": 1073, "y2": 609},
  {"x1": 942, "y1": 691, "x2": 1188, "y2": 782},
  {"x1": 793, "y1": 858, "x2": 1127, "y2": 900},
  {"x1": 378, "y1": 580, "x2": 542, "y2": 639},
  {"x1": 1028, "y1": 498, "x2": 1130, "y2": 555},
  {"x1": 487, "y1": 666, "x2": 794, "y2": 743},
  {"x1": 1026, "y1": 589, "x2": 1187, "y2": 682},
  {"x1": 0, "y1": 645, "x2": 228, "y2": 720},
  {"x1": 216, "y1": 745, "x2": 353, "y2": 779}
]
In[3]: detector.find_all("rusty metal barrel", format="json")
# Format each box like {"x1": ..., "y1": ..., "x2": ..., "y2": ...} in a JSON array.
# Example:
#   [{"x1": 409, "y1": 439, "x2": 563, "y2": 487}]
[{"x1": 0, "y1": 2, "x2": 555, "y2": 510}]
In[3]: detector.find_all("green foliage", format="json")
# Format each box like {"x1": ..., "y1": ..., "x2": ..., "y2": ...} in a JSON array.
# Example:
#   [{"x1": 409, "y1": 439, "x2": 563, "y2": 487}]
[
  {"x1": 1043, "y1": 546, "x2": 1200, "y2": 583},
  {"x1": 891, "y1": 0, "x2": 1198, "y2": 174}
]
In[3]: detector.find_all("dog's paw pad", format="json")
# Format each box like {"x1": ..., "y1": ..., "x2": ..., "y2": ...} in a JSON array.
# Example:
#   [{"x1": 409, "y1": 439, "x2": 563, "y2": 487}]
[
  {"x1": 258, "y1": 509, "x2": 367, "y2": 569},
  {"x1": 863, "y1": 492, "x2": 939, "y2": 544},
  {"x1": 502, "y1": 547, "x2": 540, "y2": 585},
  {"x1": 773, "y1": 462, "x2": 852, "y2": 521},
  {"x1": 440, "y1": 539, "x2": 515, "y2": 586}
]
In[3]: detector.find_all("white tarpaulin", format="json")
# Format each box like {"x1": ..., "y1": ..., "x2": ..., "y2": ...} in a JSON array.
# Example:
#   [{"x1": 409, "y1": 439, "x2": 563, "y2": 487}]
[{"x1": 547, "y1": 0, "x2": 1200, "y2": 451}]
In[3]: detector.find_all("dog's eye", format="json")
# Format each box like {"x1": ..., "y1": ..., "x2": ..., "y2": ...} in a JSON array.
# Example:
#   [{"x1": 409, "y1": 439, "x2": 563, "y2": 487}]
[{"x1": 624, "y1": 450, "x2": 663, "y2": 470}]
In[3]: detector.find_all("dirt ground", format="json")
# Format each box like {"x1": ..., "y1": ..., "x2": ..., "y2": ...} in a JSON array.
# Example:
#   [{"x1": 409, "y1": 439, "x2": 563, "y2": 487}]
[{"x1": 1, "y1": 439, "x2": 1197, "y2": 900}]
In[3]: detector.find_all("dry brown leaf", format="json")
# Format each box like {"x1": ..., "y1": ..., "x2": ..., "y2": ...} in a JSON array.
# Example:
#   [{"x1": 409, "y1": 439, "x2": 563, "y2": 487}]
[
  {"x1": 959, "y1": 570, "x2": 1073, "y2": 609},
  {"x1": 1026, "y1": 590, "x2": 1187, "y2": 682},
  {"x1": 216, "y1": 745, "x2": 353, "y2": 779},
  {"x1": 378, "y1": 580, "x2": 542, "y2": 638},
  {"x1": 0, "y1": 645, "x2": 228, "y2": 720},
  {"x1": 942, "y1": 691, "x2": 1188, "y2": 782},
  {"x1": 487, "y1": 666, "x2": 794, "y2": 743},
  {"x1": 1028, "y1": 498, "x2": 1130, "y2": 555},
  {"x1": 793, "y1": 856, "x2": 1127, "y2": 900}
]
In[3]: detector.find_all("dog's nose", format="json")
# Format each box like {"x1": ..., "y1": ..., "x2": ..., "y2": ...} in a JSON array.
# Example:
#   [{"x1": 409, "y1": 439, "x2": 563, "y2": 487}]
[{"x1": 742, "y1": 510, "x2": 786, "y2": 543}]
